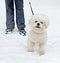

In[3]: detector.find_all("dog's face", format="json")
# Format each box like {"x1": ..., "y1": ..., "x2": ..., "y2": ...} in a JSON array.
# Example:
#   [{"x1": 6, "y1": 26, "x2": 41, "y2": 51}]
[{"x1": 29, "y1": 14, "x2": 49, "y2": 33}]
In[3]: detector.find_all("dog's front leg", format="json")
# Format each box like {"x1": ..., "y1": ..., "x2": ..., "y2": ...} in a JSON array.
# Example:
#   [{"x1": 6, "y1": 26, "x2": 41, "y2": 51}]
[
  {"x1": 27, "y1": 40, "x2": 35, "y2": 52},
  {"x1": 39, "y1": 42, "x2": 46, "y2": 55}
]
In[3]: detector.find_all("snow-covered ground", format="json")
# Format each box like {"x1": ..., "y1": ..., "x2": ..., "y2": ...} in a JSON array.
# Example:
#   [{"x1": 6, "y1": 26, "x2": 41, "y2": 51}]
[{"x1": 0, "y1": 0, "x2": 60, "y2": 63}]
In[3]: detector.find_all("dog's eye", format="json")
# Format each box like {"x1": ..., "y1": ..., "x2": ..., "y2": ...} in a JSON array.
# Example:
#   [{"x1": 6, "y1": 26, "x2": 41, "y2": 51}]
[
  {"x1": 40, "y1": 22, "x2": 43, "y2": 24},
  {"x1": 35, "y1": 21, "x2": 38, "y2": 23}
]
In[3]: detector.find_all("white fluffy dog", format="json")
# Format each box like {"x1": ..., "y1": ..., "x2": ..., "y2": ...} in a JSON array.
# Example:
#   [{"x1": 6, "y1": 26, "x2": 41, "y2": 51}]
[{"x1": 27, "y1": 14, "x2": 49, "y2": 55}]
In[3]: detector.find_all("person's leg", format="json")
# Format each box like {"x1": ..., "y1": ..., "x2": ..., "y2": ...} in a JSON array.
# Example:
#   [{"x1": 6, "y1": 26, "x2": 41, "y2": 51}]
[
  {"x1": 15, "y1": 0, "x2": 26, "y2": 36},
  {"x1": 5, "y1": 0, "x2": 15, "y2": 31},
  {"x1": 15, "y1": 0, "x2": 25, "y2": 30}
]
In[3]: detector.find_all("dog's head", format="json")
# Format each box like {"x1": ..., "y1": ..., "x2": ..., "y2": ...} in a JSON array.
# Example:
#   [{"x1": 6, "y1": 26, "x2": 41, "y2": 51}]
[{"x1": 29, "y1": 14, "x2": 49, "y2": 33}]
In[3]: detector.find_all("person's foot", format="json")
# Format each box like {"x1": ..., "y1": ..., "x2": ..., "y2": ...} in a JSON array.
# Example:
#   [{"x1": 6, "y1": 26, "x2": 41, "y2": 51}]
[
  {"x1": 5, "y1": 29, "x2": 13, "y2": 34},
  {"x1": 18, "y1": 29, "x2": 26, "y2": 36}
]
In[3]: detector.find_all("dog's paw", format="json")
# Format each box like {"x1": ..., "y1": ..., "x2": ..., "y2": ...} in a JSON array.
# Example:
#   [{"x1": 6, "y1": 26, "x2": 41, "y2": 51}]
[
  {"x1": 39, "y1": 51, "x2": 45, "y2": 56},
  {"x1": 27, "y1": 49, "x2": 34, "y2": 52}
]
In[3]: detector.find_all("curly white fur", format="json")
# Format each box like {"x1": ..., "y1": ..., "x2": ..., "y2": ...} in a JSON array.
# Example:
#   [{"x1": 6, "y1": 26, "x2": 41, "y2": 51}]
[{"x1": 27, "y1": 14, "x2": 49, "y2": 55}]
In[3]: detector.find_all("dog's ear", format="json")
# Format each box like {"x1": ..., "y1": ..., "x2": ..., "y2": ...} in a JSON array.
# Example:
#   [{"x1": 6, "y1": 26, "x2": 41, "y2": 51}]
[
  {"x1": 41, "y1": 15, "x2": 49, "y2": 29},
  {"x1": 44, "y1": 19, "x2": 49, "y2": 29},
  {"x1": 29, "y1": 19, "x2": 31, "y2": 27},
  {"x1": 29, "y1": 15, "x2": 35, "y2": 26},
  {"x1": 29, "y1": 18, "x2": 33, "y2": 26},
  {"x1": 29, "y1": 18, "x2": 31, "y2": 25}
]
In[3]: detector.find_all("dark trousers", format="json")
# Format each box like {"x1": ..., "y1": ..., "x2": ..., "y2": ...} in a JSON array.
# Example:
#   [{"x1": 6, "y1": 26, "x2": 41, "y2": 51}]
[{"x1": 5, "y1": 0, "x2": 25, "y2": 30}]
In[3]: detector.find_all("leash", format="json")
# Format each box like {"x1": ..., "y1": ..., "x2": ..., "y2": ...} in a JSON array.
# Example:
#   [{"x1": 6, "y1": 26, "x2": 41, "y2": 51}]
[{"x1": 28, "y1": 0, "x2": 34, "y2": 15}]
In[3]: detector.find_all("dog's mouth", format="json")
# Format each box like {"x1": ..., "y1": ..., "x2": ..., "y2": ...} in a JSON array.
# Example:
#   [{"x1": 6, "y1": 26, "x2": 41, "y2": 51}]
[{"x1": 36, "y1": 26, "x2": 40, "y2": 28}]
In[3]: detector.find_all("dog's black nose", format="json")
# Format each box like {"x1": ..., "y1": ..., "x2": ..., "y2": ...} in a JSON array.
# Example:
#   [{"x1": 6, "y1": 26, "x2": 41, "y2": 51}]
[{"x1": 37, "y1": 23, "x2": 40, "y2": 25}]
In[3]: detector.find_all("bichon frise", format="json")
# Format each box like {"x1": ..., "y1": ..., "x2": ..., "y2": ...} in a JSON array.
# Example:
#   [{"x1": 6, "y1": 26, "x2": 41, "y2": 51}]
[{"x1": 27, "y1": 14, "x2": 49, "y2": 55}]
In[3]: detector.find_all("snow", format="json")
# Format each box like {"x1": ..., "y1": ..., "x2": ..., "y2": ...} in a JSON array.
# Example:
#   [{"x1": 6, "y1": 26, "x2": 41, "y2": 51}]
[{"x1": 0, "y1": 0, "x2": 60, "y2": 63}]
